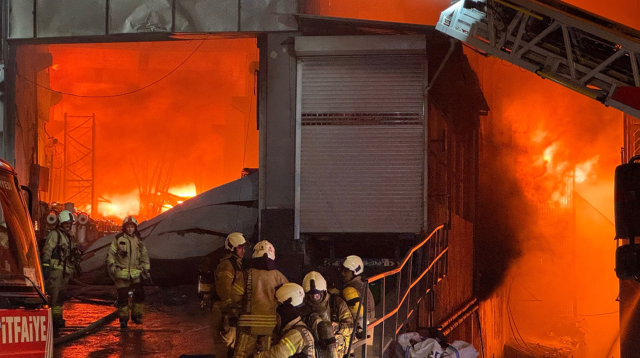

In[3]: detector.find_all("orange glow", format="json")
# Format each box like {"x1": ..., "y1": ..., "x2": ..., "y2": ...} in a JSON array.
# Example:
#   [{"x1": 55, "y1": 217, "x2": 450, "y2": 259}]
[
  {"x1": 301, "y1": 1, "x2": 637, "y2": 357},
  {"x1": 37, "y1": 39, "x2": 259, "y2": 221},
  {"x1": 97, "y1": 190, "x2": 140, "y2": 219},
  {"x1": 168, "y1": 183, "x2": 197, "y2": 199}
]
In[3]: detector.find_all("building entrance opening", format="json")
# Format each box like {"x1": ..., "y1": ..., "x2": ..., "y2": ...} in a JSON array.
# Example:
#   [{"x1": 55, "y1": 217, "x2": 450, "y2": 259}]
[{"x1": 17, "y1": 39, "x2": 258, "y2": 244}]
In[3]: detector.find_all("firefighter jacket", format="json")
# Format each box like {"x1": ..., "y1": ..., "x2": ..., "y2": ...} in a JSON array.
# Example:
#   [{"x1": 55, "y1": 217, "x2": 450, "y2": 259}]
[
  {"x1": 107, "y1": 233, "x2": 150, "y2": 288},
  {"x1": 41, "y1": 229, "x2": 78, "y2": 275},
  {"x1": 343, "y1": 275, "x2": 375, "y2": 323},
  {"x1": 255, "y1": 317, "x2": 315, "y2": 358},
  {"x1": 302, "y1": 293, "x2": 353, "y2": 338},
  {"x1": 215, "y1": 252, "x2": 245, "y2": 309},
  {"x1": 238, "y1": 257, "x2": 288, "y2": 335},
  {"x1": 300, "y1": 292, "x2": 353, "y2": 358}
]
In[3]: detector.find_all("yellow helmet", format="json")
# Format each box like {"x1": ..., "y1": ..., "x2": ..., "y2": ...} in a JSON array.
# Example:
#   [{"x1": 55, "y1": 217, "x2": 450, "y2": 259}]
[
  {"x1": 276, "y1": 283, "x2": 305, "y2": 307},
  {"x1": 253, "y1": 240, "x2": 275, "y2": 260},
  {"x1": 302, "y1": 271, "x2": 327, "y2": 293}
]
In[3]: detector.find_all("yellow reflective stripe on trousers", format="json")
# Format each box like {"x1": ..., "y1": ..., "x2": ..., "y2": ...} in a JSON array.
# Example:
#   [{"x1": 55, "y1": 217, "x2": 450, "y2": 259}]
[{"x1": 282, "y1": 337, "x2": 296, "y2": 355}]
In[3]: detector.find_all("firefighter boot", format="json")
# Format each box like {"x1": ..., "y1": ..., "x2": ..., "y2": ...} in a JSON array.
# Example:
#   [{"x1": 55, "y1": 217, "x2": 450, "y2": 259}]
[
  {"x1": 131, "y1": 303, "x2": 144, "y2": 324},
  {"x1": 118, "y1": 305, "x2": 129, "y2": 329},
  {"x1": 52, "y1": 306, "x2": 65, "y2": 329}
]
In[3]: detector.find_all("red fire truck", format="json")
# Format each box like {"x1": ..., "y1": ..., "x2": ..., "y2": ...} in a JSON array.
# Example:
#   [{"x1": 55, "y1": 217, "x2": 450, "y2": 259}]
[{"x1": 0, "y1": 158, "x2": 52, "y2": 357}]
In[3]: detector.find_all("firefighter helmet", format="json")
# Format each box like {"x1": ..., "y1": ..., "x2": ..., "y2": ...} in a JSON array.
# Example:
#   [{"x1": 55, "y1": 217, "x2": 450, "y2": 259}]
[
  {"x1": 123, "y1": 216, "x2": 138, "y2": 228},
  {"x1": 225, "y1": 232, "x2": 246, "y2": 250},
  {"x1": 58, "y1": 210, "x2": 75, "y2": 224},
  {"x1": 252, "y1": 240, "x2": 275, "y2": 260},
  {"x1": 342, "y1": 255, "x2": 364, "y2": 275},
  {"x1": 302, "y1": 271, "x2": 327, "y2": 294},
  {"x1": 276, "y1": 283, "x2": 305, "y2": 307}
]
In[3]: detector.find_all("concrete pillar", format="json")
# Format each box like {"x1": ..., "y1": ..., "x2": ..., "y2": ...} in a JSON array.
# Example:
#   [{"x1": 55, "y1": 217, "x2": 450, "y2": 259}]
[{"x1": 258, "y1": 32, "x2": 304, "y2": 281}]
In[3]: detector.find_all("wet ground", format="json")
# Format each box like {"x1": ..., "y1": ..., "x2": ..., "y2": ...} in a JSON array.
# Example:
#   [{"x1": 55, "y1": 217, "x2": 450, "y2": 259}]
[{"x1": 54, "y1": 285, "x2": 224, "y2": 358}]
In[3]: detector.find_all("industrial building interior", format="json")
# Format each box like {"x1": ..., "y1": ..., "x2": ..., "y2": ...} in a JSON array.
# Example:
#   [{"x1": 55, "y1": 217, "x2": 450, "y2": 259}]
[{"x1": 19, "y1": 39, "x2": 259, "y2": 225}]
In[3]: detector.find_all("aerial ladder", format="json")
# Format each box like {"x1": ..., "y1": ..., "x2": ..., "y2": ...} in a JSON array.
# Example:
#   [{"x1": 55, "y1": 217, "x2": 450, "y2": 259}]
[
  {"x1": 437, "y1": 1, "x2": 640, "y2": 357},
  {"x1": 436, "y1": 0, "x2": 640, "y2": 119}
]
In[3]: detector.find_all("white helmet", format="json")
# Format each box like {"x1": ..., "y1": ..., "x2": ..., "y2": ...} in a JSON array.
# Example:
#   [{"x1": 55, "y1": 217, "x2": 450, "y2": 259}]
[
  {"x1": 276, "y1": 283, "x2": 305, "y2": 307},
  {"x1": 225, "y1": 232, "x2": 246, "y2": 250},
  {"x1": 253, "y1": 240, "x2": 275, "y2": 260},
  {"x1": 122, "y1": 216, "x2": 138, "y2": 233},
  {"x1": 58, "y1": 210, "x2": 75, "y2": 224},
  {"x1": 302, "y1": 271, "x2": 327, "y2": 294},
  {"x1": 342, "y1": 255, "x2": 364, "y2": 275},
  {"x1": 123, "y1": 215, "x2": 138, "y2": 227}
]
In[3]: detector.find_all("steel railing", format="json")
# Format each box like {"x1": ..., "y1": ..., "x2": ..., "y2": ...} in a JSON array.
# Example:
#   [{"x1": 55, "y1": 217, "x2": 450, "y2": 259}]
[{"x1": 349, "y1": 224, "x2": 449, "y2": 357}]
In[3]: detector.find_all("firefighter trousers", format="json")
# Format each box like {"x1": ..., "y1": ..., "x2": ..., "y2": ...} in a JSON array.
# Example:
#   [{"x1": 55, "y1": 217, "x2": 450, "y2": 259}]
[
  {"x1": 45, "y1": 269, "x2": 70, "y2": 325},
  {"x1": 233, "y1": 327, "x2": 272, "y2": 358},
  {"x1": 117, "y1": 282, "x2": 145, "y2": 323}
]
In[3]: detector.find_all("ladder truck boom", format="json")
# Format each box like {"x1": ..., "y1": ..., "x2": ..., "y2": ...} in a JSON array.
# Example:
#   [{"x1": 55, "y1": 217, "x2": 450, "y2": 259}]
[{"x1": 436, "y1": 0, "x2": 640, "y2": 118}]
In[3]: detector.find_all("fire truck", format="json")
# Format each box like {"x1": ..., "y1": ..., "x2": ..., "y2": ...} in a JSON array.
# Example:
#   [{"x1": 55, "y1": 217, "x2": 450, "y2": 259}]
[{"x1": 0, "y1": 158, "x2": 52, "y2": 357}]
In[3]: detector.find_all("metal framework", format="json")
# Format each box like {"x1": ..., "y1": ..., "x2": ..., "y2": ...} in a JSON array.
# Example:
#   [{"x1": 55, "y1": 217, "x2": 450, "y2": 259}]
[
  {"x1": 350, "y1": 225, "x2": 449, "y2": 356},
  {"x1": 131, "y1": 153, "x2": 175, "y2": 219},
  {"x1": 623, "y1": 114, "x2": 640, "y2": 163},
  {"x1": 63, "y1": 113, "x2": 95, "y2": 216},
  {"x1": 436, "y1": 0, "x2": 640, "y2": 118}
]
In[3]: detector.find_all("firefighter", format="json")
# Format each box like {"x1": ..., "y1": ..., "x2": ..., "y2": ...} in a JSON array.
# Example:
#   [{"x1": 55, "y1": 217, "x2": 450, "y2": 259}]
[
  {"x1": 255, "y1": 283, "x2": 315, "y2": 358},
  {"x1": 106, "y1": 215, "x2": 150, "y2": 329},
  {"x1": 213, "y1": 232, "x2": 247, "y2": 353},
  {"x1": 234, "y1": 240, "x2": 289, "y2": 358},
  {"x1": 300, "y1": 271, "x2": 353, "y2": 358},
  {"x1": 41, "y1": 210, "x2": 82, "y2": 328},
  {"x1": 340, "y1": 256, "x2": 375, "y2": 341}
]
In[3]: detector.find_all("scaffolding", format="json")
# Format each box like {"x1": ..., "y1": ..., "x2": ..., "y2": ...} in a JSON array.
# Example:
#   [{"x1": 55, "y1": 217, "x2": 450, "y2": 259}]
[{"x1": 63, "y1": 113, "x2": 95, "y2": 216}]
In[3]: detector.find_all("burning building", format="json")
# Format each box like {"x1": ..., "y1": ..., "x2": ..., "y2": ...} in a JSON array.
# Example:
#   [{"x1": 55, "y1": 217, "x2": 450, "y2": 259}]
[{"x1": 3, "y1": 0, "x2": 638, "y2": 357}]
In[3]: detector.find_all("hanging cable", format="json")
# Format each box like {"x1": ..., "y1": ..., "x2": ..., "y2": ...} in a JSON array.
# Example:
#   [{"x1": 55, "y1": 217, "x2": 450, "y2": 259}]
[{"x1": 16, "y1": 36, "x2": 210, "y2": 98}]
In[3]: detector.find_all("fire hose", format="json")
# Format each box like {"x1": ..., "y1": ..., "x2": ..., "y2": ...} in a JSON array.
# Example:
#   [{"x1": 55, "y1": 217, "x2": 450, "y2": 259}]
[{"x1": 54, "y1": 310, "x2": 119, "y2": 346}]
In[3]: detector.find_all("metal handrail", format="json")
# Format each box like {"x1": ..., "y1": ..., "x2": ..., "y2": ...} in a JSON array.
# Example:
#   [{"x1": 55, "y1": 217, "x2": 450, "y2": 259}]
[
  {"x1": 354, "y1": 224, "x2": 448, "y2": 357},
  {"x1": 368, "y1": 248, "x2": 448, "y2": 329}
]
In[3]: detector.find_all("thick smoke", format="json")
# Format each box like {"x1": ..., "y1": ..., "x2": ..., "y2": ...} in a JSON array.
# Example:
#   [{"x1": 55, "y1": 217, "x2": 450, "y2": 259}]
[{"x1": 475, "y1": 133, "x2": 530, "y2": 301}]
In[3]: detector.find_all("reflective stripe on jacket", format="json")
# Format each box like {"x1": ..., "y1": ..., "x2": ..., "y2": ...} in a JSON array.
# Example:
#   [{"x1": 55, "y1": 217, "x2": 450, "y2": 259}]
[
  {"x1": 255, "y1": 318, "x2": 315, "y2": 358},
  {"x1": 238, "y1": 267, "x2": 288, "y2": 335},
  {"x1": 41, "y1": 229, "x2": 77, "y2": 274},
  {"x1": 343, "y1": 276, "x2": 375, "y2": 322},
  {"x1": 215, "y1": 252, "x2": 244, "y2": 308},
  {"x1": 106, "y1": 233, "x2": 150, "y2": 287}
]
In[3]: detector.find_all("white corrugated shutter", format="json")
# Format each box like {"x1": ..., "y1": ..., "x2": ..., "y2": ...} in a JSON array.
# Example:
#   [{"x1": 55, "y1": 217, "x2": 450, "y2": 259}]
[{"x1": 299, "y1": 56, "x2": 426, "y2": 233}]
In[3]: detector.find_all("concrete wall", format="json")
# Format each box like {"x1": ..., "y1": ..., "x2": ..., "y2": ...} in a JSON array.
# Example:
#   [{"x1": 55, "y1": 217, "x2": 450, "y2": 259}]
[{"x1": 258, "y1": 32, "x2": 305, "y2": 281}]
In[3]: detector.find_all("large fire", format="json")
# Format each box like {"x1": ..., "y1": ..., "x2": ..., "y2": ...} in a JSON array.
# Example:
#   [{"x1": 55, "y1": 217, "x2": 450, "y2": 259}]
[{"x1": 40, "y1": 39, "x2": 259, "y2": 222}]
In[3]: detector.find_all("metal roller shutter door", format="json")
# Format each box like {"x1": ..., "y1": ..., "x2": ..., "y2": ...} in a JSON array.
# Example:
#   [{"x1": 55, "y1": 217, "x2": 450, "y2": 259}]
[{"x1": 300, "y1": 56, "x2": 425, "y2": 233}]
